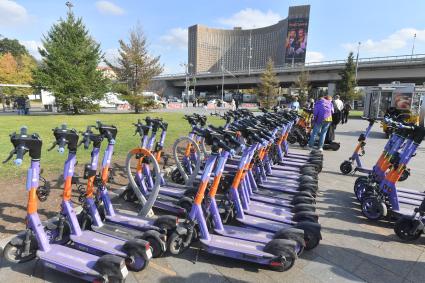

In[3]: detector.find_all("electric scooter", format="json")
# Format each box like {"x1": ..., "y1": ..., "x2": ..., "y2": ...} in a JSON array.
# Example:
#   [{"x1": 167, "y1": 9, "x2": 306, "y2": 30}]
[
  {"x1": 48, "y1": 124, "x2": 152, "y2": 271},
  {"x1": 77, "y1": 122, "x2": 174, "y2": 258},
  {"x1": 2, "y1": 127, "x2": 128, "y2": 282},
  {"x1": 340, "y1": 118, "x2": 376, "y2": 174},
  {"x1": 361, "y1": 124, "x2": 425, "y2": 220},
  {"x1": 168, "y1": 130, "x2": 299, "y2": 272}
]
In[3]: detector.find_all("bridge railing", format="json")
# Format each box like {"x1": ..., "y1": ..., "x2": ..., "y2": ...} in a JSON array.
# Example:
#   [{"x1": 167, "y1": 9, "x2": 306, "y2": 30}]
[{"x1": 154, "y1": 53, "x2": 425, "y2": 79}]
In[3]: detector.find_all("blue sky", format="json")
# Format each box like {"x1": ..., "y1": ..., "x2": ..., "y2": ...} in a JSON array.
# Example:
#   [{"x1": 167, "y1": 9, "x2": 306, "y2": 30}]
[{"x1": 1, "y1": 0, "x2": 424, "y2": 74}]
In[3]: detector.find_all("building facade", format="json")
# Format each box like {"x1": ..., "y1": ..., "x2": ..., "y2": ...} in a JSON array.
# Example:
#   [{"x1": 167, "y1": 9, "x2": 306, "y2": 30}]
[{"x1": 188, "y1": 5, "x2": 310, "y2": 74}]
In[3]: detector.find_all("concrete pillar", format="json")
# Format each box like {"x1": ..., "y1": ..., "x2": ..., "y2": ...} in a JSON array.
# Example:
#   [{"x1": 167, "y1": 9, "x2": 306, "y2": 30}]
[{"x1": 327, "y1": 82, "x2": 336, "y2": 96}]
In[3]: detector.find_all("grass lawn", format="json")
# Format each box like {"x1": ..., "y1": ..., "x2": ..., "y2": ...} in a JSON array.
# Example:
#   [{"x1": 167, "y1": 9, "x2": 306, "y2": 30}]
[
  {"x1": 0, "y1": 112, "x2": 223, "y2": 179},
  {"x1": 349, "y1": 110, "x2": 363, "y2": 118}
]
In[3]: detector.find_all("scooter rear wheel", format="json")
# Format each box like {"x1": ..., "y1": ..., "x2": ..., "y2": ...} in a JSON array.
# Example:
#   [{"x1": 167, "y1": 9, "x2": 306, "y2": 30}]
[
  {"x1": 394, "y1": 217, "x2": 422, "y2": 241},
  {"x1": 126, "y1": 254, "x2": 148, "y2": 271},
  {"x1": 167, "y1": 232, "x2": 189, "y2": 255}
]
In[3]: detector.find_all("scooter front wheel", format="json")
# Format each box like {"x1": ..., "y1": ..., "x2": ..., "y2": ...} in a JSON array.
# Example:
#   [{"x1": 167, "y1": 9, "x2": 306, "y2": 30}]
[
  {"x1": 361, "y1": 197, "x2": 387, "y2": 220},
  {"x1": 3, "y1": 241, "x2": 36, "y2": 263},
  {"x1": 394, "y1": 217, "x2": 422, "y2": 241},
  {"x1": 339, "y1": 161, "x2": 353, "y2": 175}
]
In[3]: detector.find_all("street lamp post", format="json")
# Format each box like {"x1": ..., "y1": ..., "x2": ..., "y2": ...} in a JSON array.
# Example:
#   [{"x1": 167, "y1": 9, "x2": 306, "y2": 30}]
[
  {"x1": 411, "y1": 33, "x2": 417, "y2": 59},
  {"x1": 248, "y1": 30, "x2": 252, "y2": 75},
  {"x1": 241, "y1": 47, "x2": 246, "y2": 71},
  {"x1": 355, "y1": 41, "x2": 361, "y2": 82},
  {"x1": 180, "y1": 62, "x2": 193, "y2": 102},
  {"x1": 221, "y1": 64, "x2": 224, "y2": 102}
]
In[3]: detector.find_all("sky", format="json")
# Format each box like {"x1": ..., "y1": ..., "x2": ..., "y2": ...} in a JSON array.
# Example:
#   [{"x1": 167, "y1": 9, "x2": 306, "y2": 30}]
[{"x1": 1, "y1": 0, "x2": 424, "y2": 74}]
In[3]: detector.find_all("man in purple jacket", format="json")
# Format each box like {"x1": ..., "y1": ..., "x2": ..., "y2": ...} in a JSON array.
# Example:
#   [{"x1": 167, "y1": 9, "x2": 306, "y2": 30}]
[{"x1": 308, "y1": 95, "x2": 334, "y2": 151}]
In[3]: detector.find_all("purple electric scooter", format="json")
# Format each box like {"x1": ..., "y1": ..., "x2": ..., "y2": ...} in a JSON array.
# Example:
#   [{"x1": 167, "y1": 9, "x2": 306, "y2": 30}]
[
  {"x1": 77, "y1": 122, "x2": 174, "y2": 258},
  {"x1": 48, "y1": 124, "x2": 152, "y2": 271},
  {"x1": 2, "y1": 127, "x2": 128, "y2": 282},
  {"x1": 168, "y1": 130, "x2": 299, "y2": 272}
]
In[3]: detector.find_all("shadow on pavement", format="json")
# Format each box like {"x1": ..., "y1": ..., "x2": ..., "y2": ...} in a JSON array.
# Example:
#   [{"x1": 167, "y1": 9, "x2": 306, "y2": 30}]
[{"x1": 159, "y1": 272, "x2": 247, "y2": 283}]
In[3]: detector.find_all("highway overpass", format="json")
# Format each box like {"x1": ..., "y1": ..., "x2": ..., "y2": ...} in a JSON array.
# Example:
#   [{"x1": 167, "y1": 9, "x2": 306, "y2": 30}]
[{"x1": 152, "y1": 54, "x2": 425, "y2": 97}]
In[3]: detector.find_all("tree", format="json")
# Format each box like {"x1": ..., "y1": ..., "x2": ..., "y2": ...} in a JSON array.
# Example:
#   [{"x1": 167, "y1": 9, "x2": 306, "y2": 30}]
[
  {"x1": 33, "y1": 10, "x2": 108, "y2": 114},
  {"x1": 336, "y1": 52, "x2": 357, "y2": 101},
  {"x1": 0, "y1": 52, "x2": 36, "y2": 99},
  {"x1": 292, "y1": 68, "x2": 311, "y2": 105},
  {"x1": 258, "y1": 58, "x2": 278, "y2": 109},
  {"x1": 107, "y1": 25, "x2": 163, "y2": 113},
  {"x1": 0, "y1": 37, "x2": 29, "y2": 57}
]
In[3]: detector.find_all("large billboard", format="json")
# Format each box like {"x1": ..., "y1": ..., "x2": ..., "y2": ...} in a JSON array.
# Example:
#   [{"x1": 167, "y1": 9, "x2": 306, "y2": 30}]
[{"x1": 285, "y1": 18, "x2": 309, "y2": 64}]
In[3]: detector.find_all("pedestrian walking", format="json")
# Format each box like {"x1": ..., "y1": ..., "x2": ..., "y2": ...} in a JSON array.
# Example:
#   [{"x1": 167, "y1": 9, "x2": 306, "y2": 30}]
[
  {"x1": 308, "y1": 95, "x2": 334, "y2": 151},
  {"x1": 231, "y1": 98, "x2": 236, "y2": 111},
  {"x1": 290, "y1": 97, "x2": 300, "y2": 111},
  {"x1": 341, "y1": 102, "x2": 352, "y2": 124}
]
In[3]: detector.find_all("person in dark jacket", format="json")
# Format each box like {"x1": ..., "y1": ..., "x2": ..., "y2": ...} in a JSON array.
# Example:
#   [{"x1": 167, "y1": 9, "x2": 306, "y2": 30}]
[{"x1": 341, "y1": 103, "x2": 352, "y2": 124}]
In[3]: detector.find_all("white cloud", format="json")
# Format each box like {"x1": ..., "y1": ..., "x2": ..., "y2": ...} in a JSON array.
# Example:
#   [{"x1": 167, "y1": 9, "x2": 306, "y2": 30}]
[
  {"x1": 160, "y1": 28, "x2": 188, "y2": 50},
  {"x1": 20, "y1": 40, "x2": 43, "y2": 60},
  {"x1": 95, "y1": 1, "x2": 124, "y2": 16},
  {"x1": 305, "y1": 51, "x2": 325, "y2": 63},
  {"x1": 342, "y1": 28, "x2": 425, "y2": 55},
  {"x1": 218, "y1": 8, "x2": 281, "y2": 29},
  {"x1": 0, "y1": 0, "x2": 29, "y2": 27}
]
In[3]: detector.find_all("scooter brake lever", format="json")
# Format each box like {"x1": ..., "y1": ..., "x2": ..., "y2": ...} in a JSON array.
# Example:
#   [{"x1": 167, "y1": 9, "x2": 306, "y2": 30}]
[
  {"x1": 2, "y1": 149, "x2": 15, "y2": 164},
  {"x1": 47, "y1": 141, "x2": 58, "y2": 151}
]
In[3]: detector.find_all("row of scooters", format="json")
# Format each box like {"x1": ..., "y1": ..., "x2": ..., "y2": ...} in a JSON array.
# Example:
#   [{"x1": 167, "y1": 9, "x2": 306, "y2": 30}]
[
  {"x1": 339, "y1": 116, "x2": 425, "y2": 241},
  {"x1": 3, "y1": 109, "x2": 323, "y2": 282}
]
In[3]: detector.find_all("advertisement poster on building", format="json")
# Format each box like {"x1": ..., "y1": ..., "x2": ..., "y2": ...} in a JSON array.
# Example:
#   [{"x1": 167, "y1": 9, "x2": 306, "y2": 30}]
[{"x1": 285, "y1": 18, "x2": 309, "y2": 64}]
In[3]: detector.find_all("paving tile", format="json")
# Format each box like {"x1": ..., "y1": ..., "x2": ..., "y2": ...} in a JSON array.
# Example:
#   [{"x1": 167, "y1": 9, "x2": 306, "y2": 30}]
[
  {"x1": 302, "y1": 255, "x2": 364, "y2": 282},
  {"x1": 353, "y1": 260, "x2": 404, "y2": 283},
  {"x1": 404, "y1": 250, "x2": 425, "y2": 282}
]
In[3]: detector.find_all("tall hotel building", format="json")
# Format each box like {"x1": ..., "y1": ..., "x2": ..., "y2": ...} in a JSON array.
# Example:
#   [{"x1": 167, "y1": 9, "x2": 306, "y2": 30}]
[{"x1": 188, "y1": 5, "x2": 310, "y2": 74}]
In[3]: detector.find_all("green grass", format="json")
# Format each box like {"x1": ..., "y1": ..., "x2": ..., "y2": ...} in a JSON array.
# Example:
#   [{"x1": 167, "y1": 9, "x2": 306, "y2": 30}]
[
  {"x1": 349, "y1": 110, "x2": 363, "y2": 118},
  {"x1": 0, "y1": 112, "x2": 223, "y2": 179}
]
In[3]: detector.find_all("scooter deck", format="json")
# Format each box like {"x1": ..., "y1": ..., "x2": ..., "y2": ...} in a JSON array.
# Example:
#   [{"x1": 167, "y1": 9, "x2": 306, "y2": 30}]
[
  {"x1": 93, "y1": 222, "x2": 146, "y2": 241},
  {"x1": 248, "y1": 199, "x2": 293, "y2": 211},
  {"x1": 262, "y1": 176, "x2": 302, "y2": 185},
  {"x1": 237, "y1": 214, "x2": 292, "y2": 232},
  {"x1": 250, "y1": 187, "x2": 304, "y2": 201},
  {"x1": 215, "y1": 225, "x2": 273, "y2": 244},
  {"x1": 71, "y1": 230, "x2": 127, "y2": 257},
  {"x1": 258, "y1": 182, "x2": 301, "y2": 194},
  {"x1": 200, "y1": 234, "x2": 274, "y2": 264},
  {"x1": 398, "y1": 196, "x2": 421, "y2": 206},
  {"x1": 398, "y1": 192, "x2": 424, "y2": 201},
  {"x1": 398, "y1": 187, "x2": 425, "y2": 197},
  {"x1": 37, "y1": 244, "x2": 100, "y2": 276},
  {"x1": 106, "y1": 212, "x2": 158, "y2": 231},
  {"x1": 267, "y1": 171, "x2": 302, "y2": 179},
  {"x1": 249, "y1": 193, "x2": 294, "y2": 207},
  {"x1": 244, "y1": 203, "x2": 294, "y2": 224}
]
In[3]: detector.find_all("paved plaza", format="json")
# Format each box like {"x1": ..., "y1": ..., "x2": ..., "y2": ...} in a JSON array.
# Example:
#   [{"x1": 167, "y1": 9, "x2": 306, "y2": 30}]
[{"x1": 1, "y1": 118, "x2": 425, "y2": 282}]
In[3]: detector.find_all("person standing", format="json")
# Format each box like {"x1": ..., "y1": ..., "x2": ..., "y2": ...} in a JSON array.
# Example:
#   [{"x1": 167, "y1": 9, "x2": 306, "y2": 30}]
[
  {"x1": 308, "y1": 95, "x2": 334, "y2": 151},
  {"x1": 290, "y1": 97, "x2": 300, "y2": 111},
  {"x1": 24, "y1": 97, "x2": 31, "y2": 115},
  {"x1": 342, "y1": 102, "x2": 352, "y2": 124},
  {"x1": 231, "y1": 98, "x2": 236, "y2": 111}
]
